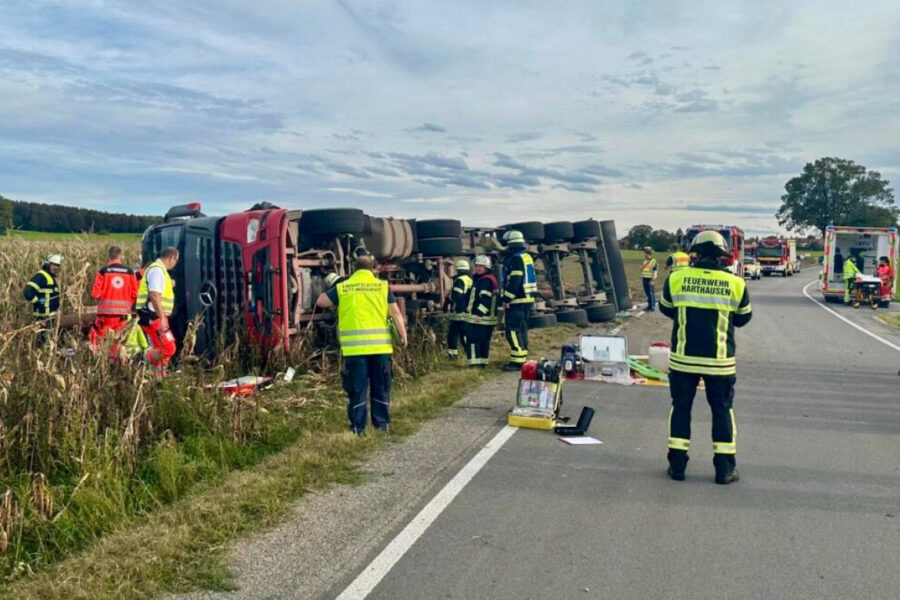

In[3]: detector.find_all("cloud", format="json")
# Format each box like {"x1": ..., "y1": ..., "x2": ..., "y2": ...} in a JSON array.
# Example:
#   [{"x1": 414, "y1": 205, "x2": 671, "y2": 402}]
[
  {"x1": 685, "y1": 204, "x2": 775, "y2": 214},
  {"x1": 505, "y1": 131, "x2": 543, "y2": 143},
  {"x1": 410, "y1": 122, "x2": 447, "y2": 133}
]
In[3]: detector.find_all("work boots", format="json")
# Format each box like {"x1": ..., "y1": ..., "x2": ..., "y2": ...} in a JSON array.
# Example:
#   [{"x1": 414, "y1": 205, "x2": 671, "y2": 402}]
[
  {"x1": 502, "y1": 362, "x2": 522, "y2": 372},
  {"x1": 714, "y1": 454, "x2": 740, "y2": 485},
  {"x1": 667, "y1": 450, "x2": 689, "y2": 481}
]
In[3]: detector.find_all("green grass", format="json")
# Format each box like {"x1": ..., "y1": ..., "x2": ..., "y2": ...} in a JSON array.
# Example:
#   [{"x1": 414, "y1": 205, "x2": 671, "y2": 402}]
[
  {"x1": 4, "y1": 231, "x2": 142, "y2": 242},
  {"x1": 0, "y1": 325, "x2": 578, "y2": 600}
]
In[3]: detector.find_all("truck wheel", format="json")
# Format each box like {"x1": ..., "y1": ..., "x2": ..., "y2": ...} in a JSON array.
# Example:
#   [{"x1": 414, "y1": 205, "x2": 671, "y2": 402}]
[
  {"x1": 585, "y1": 303, "x2": 617, "y2": 323},
  {"x1": 781, "y1": 270, "x2": 787, "y2": 278},
  {"x1": 502, "y1": 221, "x2": 544, "y2": 243},
  {"x1": 572, "y1": 219, "x2": 601, "y2": 241},
  {"x1": 542, "y1": 221, "x2": 575, "y2": 243},
  {"x1": 418, "y1": 237, "x2": 463, "y2": 256},
  {"x1": 555, "y1": 308, "x2": 590, "y2": 327},
  {"x1": 787, "y1": 270, "x2": 793, "y2": 277},
  {"x1": 416, "y1": 219, "x2": 461, "y2": 239},
  {"x1": 527, "y1": 313, "x2": 558, "y2": 329},
  {"x1": 300, "y1": 208, "x2": 366, "y2": 235}
]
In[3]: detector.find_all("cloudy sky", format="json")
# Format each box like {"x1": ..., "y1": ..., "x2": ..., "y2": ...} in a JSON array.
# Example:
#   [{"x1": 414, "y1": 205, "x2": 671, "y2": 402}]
[{"x1": 1, "y1": 1, "x2": 899, "y2": 235}]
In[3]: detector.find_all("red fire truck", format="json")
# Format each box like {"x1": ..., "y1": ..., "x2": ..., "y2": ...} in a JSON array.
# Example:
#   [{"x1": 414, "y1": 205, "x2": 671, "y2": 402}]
[
  {"x1": 683, "y1": 225, "x2": 745, "y2": 276},
  {"x1": 756, "y1": 236, "x2": 793, "y2": 277}
]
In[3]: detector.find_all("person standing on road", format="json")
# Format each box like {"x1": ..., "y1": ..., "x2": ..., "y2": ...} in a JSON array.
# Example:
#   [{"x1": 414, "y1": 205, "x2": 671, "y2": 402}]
[
  {"x1": 316, "y1": 246, "x2": 408, "y2": 435},
  {"x1": 659, "y1": 230, "x2": 752, "y2": 485},
  {"x1": 90, "y1": 246, "x2": 140, "y2": 351},
  {"x1": 136, "y1": 246, "x2": 179, "y2": 372},
  {"x1": 641, "y1": 247, "x2": 659, "y2": 311},
  {"x1": 842, "y1": 255, "x2": 860, "y2": 305},
  {"x1": 500, "y1": 230, "x2": 537, "y2": 371},
  {"x1": 446, "y1": 259, "x2": 473, "y2": 360},
  {"x1": 464, "y1": 255, "x2": 500, "y2": 369},
  {"x1": 876, "y1": 256, "x2": 893, "y2": 301}
]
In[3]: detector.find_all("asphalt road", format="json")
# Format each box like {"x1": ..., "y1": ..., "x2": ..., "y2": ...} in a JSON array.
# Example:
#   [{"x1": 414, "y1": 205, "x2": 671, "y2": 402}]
[{"x1": 329, "y1": 274, "x2": 900, "y2": 600}]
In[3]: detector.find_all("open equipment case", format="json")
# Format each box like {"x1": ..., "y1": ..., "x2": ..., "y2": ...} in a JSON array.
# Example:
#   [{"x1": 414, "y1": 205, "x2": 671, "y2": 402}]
[{"x1": 509, "y1": 360, "x2": 563, "y2": 430}]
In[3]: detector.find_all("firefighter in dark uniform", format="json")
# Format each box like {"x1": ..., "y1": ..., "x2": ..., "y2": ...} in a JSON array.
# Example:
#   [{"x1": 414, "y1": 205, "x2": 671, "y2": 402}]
[
  {"x1": 464, "y1": 255, "x2": 499, "y2": 368},
  {"x1": 659, "y1": 230, "x2": 752, "y2": 485},
  {"x1": 446, "y1": 259, "x2": 473, "y2": 359},
  {"x1": 24, "y1": 253, "x2": 62, "y2": 344},
  {"x1": 500, "y1": 230, "x2": 537, "y2": 371}
]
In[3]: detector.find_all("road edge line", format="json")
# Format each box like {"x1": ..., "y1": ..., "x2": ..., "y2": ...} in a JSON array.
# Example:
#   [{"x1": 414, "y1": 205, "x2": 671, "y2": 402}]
[
  {"x1": 801, "y1": 280, "x2": 900, "y2": 353},
  {"x1": 335, "y1": 425, "x2": 519, "y2": 600}
]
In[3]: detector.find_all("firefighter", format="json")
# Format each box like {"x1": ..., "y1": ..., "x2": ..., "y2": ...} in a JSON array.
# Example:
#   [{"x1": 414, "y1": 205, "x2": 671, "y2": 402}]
[
  {"x1": 24, "y1": 253, "x2": 62, "y2": 344},
  {"x1": 89, "y1": 246, "x2": 140, "y2": 351},
  {"x1": 659, "y1": 230, "x2": 752, "y2": 485},
  {"x1": 136, "y1": 246, "x2": 180, "y2": 372},
  {"x1": 666, "y1": 244, "x2": 690, "y2": 272},
  {"x1": 500, "y1": 230, "x2": 537, "y2": 371},
  {"x1": 464, "y1": 255, "x2": 500, "y2": 369},
  {"x1": 641, "y1": 246, "x2": 658, "y2": 311},
  {"x1": 446, "y1": 259, "x2": 473, "y2": 359},
  {"x1": 842, "y1": 255, "x2": 860, "y2": 305},
  {"x1": 315, "y1": 246, "x2": 408, "y2": 434}
]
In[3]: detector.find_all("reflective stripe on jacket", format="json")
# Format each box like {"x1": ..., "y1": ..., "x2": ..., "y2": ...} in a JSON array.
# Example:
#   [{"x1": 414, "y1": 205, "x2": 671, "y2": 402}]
[
  {"x1": 671, "y1": 252, "x2": 690, "y2": 270},
  {"x1": 449, "y1": 274, "x2": 473, "y2": 321},
  {"x1": 641, "y1": 257, "x2": 658, "y2": 279},
  {"x1": 502, "y1": 251, "x2": 537, "y2": 304},
  {"x1": 466, "y1": 271, "x2": 500, "y2": 325},
  {"x1": 336, "y1": 269, "x2": 393, "y2": 356},
  {"x1": 659, "y1": 264, "x2": 752, "y2": 376},
  {"x1": 135, "y1": 260, "x2": 175, "y2": 316},
  {"x1": 92, "y1": 261, "x2": 139, "y2": 315},
  {"x1": 24, "y1": 269, "x2": 60, "y2": 317}
]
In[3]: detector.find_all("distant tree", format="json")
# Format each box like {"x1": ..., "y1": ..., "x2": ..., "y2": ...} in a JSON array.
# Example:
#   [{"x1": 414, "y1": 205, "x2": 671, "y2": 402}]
[
  {"x1": 649, "y1": 229, "x2": 676, "y2": 252},
  {"x1": 674, "y1": 228, "x2": 684, "y2": 246},
  {"x1": 3, "y1": 197, "x2": 161, "y2": 233},
  {"x1": 0, "y1": 196, "x2": 12, "y2": 234},
  {"x1": 777, "y1": 157, "x2": 897, "y2": 236},
  {"x1": 628, "y1": 224, "x2": 653, "y2": 249}
]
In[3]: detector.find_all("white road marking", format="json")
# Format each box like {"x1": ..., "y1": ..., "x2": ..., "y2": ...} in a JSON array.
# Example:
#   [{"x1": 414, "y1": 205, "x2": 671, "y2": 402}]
[
  {"x1": 335, "y1": 425, "x2": 519, "y2": 600},
  {"x1": 801, "y1": 280, "x2": 900, "y2": 353},
  {"x1": 609, "y1": 325, "x2": 622, "y2": 335}
]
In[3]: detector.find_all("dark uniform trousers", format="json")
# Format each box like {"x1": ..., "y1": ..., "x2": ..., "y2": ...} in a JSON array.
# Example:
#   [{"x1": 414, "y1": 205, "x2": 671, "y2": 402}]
[
  {"x1": 668, "y1": 370, "x2": 737, "y2": 472},
  {"x1": 642, "y1": 277, "x2": 656, "y2": 310},
  {"x1": 465, "y1": 323, "x2": 494, "y2": 366},
  {"x1": 342, "y1": 354, "x2": 392, "y2": 433},
  {"x1": 504, "y1": 303, "x2": 532, "y2": 364},
  {"x1": 447, "y1": 320, "x2": 467, "y2": 357}
]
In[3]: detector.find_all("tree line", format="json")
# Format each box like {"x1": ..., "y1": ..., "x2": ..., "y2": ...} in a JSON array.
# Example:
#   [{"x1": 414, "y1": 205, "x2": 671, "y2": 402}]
[{"x1": 0, "y1": 195, "x2": 161, "y2": 234}]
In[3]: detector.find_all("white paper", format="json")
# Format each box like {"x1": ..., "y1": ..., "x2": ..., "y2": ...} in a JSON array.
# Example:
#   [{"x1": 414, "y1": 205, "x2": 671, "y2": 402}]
[{"x1": 558, "y1": 436, "x2": 603, "y2": 445}]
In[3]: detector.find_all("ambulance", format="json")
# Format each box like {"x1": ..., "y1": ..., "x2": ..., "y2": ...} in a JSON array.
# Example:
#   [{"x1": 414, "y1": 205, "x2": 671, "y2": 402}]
[{"x1": 820, "y1": 225, "x2": 898, "y2": 305}]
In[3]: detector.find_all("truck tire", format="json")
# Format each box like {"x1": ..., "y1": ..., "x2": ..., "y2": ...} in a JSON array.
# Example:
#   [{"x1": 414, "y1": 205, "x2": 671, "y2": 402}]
[
  {"x1": 542, "y1": 221, "x2": 575, "y2": 243},
  {"x1": 418, "y1": 236, "x2": 462, "y2": 256},
  {"x1": 573, "y1": 219, "x2": 601, "y2": 241},
  {"x1": 555, "y1": 308, "x2": 589, "y2": 327},
  {"x1": 416, "y1": 219, "x2": 461, "y2": 239},
  {"x1": 585, "y1": 303, "x2": 617, "y2": 323},
  {"x1": 502, "y1": 221, "x2": 544, "y2": 243},
  {"x1": 527, "y1": 313, "x2": 558, "y2": 329},
  {"x1": 300, "y1": 208, "x2": 366, "y2": 235}
]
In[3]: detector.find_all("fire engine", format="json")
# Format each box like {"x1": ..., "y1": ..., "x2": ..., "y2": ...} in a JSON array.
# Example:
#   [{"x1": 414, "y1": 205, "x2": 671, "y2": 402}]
[
  {"x1": 683, "y1": 225, "x2": 745, "y2": 276},
  {"x1": 756, "y1": 237, "x2": 800, "y2": 277}
]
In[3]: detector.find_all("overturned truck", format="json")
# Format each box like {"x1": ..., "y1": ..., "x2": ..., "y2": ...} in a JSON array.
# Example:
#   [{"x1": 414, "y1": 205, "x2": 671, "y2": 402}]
[{"x1": 142, "y1": 203, "x2": 631, "y2": 357}]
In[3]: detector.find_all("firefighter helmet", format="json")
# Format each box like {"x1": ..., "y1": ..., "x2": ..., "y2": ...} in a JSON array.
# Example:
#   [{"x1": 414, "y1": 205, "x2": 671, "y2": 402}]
[
  {"x1": 502, "y1": 230, "x2": 526, "y2": 246},
  {"x1": 44, "y1": 253, "x2": 63, "y2": 266},
  {"x1": 690, "y1": 231, "x2": 729, "y2": 257},
  {"x1": 454, "y1": 259, "x2": 470, "y2": 272},
  {"x1": 474, "y1": 255, "x2": 492, "y2": 268}
]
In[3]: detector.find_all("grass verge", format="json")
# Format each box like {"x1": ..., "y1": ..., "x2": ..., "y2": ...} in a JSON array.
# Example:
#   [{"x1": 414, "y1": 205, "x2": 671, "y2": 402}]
[
  {"x1": 0, "y1": 325, "x2": 578, "y2": 600},
  {"x1": 877, "y1": 312, "x2": 900, "y2": 331}
]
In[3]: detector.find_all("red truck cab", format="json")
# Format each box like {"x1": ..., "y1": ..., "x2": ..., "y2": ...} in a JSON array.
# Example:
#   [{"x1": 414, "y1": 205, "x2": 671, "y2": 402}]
[{"x1": 683, "y1": 225, "x2": 745, "y2": 276}]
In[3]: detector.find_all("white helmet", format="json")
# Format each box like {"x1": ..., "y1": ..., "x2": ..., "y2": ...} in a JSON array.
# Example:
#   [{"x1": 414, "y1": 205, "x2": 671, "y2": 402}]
[
  {"x1": 44, "y1": 253, "x2": 63, "y2": 266},
  {"x1": 474, "y1": 255, "x2": 491, "y2": 268},
  {"x1": 454, "y1": 259, "x2": 470, "y2": 272}
]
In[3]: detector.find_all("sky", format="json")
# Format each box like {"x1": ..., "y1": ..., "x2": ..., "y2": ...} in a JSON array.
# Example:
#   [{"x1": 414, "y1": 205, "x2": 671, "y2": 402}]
[{"x1": 1, "y1": 1, "x2": 899, "y2": 236}]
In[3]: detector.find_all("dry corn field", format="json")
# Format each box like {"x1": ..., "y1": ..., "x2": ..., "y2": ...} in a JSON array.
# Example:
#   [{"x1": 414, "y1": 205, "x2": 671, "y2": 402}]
[{"x1": 0, "y1": 236, "x2": 442, "y2": 583}]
